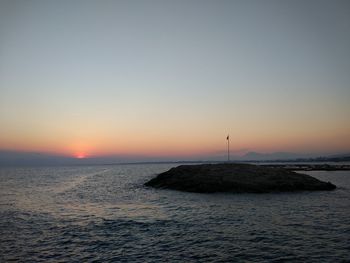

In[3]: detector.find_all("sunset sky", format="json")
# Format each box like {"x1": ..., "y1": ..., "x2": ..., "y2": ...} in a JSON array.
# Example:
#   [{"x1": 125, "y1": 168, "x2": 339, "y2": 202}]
[{"x1": 0, "y1": 0, "x2": 349, "y2": 160}]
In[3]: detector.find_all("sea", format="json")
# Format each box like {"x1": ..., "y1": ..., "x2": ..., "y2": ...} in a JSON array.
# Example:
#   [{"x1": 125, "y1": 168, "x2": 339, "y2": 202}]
[{"x1": 0, "y1": 163, "x2": 349, "y2": 262}]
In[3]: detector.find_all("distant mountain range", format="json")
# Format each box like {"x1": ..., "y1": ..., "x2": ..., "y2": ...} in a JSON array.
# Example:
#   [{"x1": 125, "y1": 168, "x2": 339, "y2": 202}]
[
  {"x1": 237, "y1": 152, "x2": 314, "y2": 161},
  {"x1": 0, "y1": 151, "x2": 76, "y2": 166}
]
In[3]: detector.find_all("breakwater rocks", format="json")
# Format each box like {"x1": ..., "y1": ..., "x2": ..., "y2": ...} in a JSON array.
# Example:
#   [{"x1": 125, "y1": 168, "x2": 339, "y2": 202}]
[{"x1": 145, "y1": 163, "x2": 336, "y2": 193}]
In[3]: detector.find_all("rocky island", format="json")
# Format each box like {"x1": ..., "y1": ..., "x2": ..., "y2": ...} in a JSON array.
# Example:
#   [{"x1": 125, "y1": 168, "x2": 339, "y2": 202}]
[{"x1": 145, "y1": 163, "x2": 336, "y2": 193}]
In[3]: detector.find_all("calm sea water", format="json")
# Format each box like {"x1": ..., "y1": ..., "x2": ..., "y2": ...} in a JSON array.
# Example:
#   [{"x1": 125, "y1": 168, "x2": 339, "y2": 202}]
[{"x1": 0, "y1": 164, "x2": 349, "y2": 262}]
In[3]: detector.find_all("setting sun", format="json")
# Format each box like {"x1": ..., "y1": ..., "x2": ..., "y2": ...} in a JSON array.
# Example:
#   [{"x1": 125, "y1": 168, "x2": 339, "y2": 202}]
[{"x1": 75, "y1": 153, "x2": 87, "y2": 159}]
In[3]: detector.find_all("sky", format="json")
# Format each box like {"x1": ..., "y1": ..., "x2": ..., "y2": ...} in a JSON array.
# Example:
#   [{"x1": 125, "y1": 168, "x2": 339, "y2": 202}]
[{"x1": 0, "y1": 0, "x2": 350, "y2": 161}]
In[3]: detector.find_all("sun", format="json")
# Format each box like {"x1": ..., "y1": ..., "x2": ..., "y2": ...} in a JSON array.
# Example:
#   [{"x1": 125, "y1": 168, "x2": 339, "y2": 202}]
[{"x1": 75, "y1": 152, "x2": 86, "y2": 159}]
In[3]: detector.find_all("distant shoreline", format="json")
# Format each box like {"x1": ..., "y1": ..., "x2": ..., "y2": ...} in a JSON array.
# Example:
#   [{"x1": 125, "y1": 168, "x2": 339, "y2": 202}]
[
  {"x1": 1, "y1": 161, "x2": 349, "y2": 171},
  {"x1": 260, "y1": 164, "x2": 350, "y2": 171}
]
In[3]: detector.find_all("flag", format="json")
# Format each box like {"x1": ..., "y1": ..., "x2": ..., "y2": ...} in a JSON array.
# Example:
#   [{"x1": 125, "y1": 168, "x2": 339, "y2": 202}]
[{"x1": 227, "y1": 135, "x2": 229, "y2": 140}]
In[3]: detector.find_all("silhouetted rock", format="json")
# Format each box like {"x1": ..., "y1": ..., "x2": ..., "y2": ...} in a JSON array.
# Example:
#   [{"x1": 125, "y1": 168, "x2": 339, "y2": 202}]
[{"x1": 145, "y1": 163, "x2": 336, "y2": 193}]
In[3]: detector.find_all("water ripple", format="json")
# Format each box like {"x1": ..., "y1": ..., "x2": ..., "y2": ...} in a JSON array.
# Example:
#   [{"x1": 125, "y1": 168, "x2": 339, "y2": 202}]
[{"x1": 0, "y1": 165, "x2": 349, "y2": 262}]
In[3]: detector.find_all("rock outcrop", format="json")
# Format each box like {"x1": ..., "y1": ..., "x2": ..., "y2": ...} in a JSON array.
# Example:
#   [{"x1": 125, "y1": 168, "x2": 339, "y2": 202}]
[{"x1": 145, "y1": 163, "x2": 336, "y2": 193}]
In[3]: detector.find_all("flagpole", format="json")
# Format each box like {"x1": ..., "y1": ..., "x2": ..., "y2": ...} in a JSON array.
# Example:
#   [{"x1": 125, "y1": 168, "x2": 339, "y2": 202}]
[{"x1": 227, "y1": 134, "x2": 230, "y2": 162}]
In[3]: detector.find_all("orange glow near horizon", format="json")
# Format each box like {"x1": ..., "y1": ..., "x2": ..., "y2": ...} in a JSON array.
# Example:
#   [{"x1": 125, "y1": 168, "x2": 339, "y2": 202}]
[
  {"x1": 1, "y1": 127, "x2": 350, "y2": 159},
  {"x1": 1, "y1": 111, "x2": 350, "y2": 159}
]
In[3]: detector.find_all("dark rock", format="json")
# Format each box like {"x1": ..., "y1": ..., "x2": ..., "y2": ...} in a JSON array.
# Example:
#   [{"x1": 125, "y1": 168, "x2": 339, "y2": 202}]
[{"x1": 144, "y1": 163, "x2": 336, "y2": 193}]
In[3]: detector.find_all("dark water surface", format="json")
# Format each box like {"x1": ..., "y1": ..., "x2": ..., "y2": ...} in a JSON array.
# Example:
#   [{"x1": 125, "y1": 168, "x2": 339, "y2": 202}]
[{"x1": 0, "y1": 164, "x2": 349, "y2": 262}]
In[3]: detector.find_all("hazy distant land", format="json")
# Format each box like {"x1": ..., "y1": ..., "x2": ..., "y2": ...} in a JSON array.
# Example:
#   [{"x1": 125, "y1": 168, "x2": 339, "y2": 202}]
[{"x1": 0, "y1": 150, "x2": 349, "y2": 167}]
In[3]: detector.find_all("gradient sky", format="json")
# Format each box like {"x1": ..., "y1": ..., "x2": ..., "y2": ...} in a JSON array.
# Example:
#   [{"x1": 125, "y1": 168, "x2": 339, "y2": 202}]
[{"x1": 0, "y1": 0, "x2": 349, "y2": 159}]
